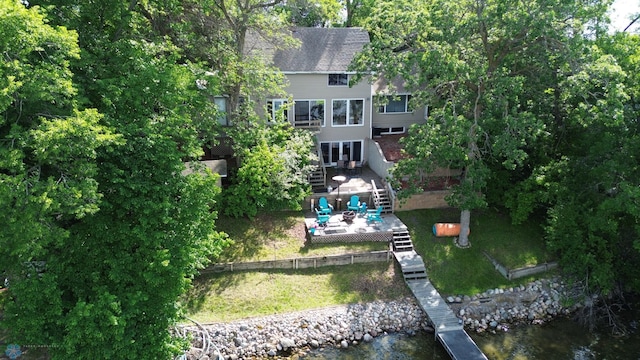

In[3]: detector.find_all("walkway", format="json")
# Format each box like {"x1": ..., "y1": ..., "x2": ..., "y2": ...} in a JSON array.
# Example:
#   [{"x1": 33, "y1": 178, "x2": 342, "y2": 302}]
[{"x1": 392, "y1": 227, "x2": 488, "y2": 360}]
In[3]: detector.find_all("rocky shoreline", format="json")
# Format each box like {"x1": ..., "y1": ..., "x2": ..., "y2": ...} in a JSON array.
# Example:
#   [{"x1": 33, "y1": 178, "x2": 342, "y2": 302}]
[{"x1": 181, "y1": 277, "x2": 575, "y2": 359}]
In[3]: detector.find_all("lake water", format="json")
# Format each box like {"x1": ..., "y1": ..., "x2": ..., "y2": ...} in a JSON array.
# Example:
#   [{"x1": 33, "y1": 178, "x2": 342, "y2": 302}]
[{"x1": 297, "y1": 309, "x2": 640, "y2": 359}]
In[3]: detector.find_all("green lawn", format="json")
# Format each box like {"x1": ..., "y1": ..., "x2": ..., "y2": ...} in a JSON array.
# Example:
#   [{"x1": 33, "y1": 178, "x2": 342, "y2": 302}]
[
  {"x1": 183, "y1": 262, "x2": 411, "y2": 323},
  {"x1": 396, "y1": 208, "x2": 554, "y2": 295},
  {"x1": 214, "y1": 211, "x2": 388, "y2": 262},
  {"x1": 185, "y1": 207, "x2": 554, "y2": 323}
]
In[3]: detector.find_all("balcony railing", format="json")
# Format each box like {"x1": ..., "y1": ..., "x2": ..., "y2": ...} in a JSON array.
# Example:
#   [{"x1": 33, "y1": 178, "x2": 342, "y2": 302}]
[{"x1": 293, "y1": 116, "x2": 322, "y2": 129}]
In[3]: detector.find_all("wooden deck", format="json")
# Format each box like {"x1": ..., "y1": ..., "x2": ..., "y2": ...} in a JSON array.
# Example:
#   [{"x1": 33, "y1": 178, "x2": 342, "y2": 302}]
[{"x1": 305, "y1": 213, "x2": 405, "y2": 243}]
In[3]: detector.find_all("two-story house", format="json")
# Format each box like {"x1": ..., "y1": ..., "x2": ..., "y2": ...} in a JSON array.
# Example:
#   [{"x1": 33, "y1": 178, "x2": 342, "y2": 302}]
[
  {"x1": 207, "y1": 27, "x2": 427, "y2": 193},
  {"x1": 257, "y1": 27, "x2": 426, "y2": 187}
]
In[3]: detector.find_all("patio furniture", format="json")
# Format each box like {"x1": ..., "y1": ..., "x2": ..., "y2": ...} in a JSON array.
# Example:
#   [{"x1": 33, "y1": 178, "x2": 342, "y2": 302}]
[
  {"x1": 342, "y1": 211, "x2": 356, "y2": 223},
  {"x1": 358, "y1": 202, "x2": 368, "y2": 215},
  {"x1": 346, "y1": 195, "x2": 360, "y2": 212},
  {"x1": 366, "y1": 207, "x2": 384, "y2": 223},
  {"x1": 332, "y1": 175, "x2": 347, "y2": 210},
  {"x1": 317, "y1": 197, "x2": 333, "y2": 214},
  {"x1": 347, "y1": 160, "x2": 357, "y2": 175},
  {"x1": 315, "y1": 209, "x2": 330, "y2": 226}
]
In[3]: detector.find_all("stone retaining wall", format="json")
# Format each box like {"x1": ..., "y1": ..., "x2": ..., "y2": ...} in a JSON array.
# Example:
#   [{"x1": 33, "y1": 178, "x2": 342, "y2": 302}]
[{"x1": 181, "y1": 277, "x2": 576, "y2": 359}]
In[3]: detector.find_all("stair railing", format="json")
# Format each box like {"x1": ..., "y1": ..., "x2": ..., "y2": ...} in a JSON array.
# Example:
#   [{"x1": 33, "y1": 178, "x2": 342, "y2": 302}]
[
  {"x1": 386, "y1": 180, "x2": 396, "y2": 213},
  {"x1": 315, "y1": 140, "x2": 326, "y2": 187}
]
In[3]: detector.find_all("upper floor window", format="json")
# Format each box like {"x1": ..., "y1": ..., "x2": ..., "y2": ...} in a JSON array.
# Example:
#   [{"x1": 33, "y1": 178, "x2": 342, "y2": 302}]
[
  {"x1": 332, "y1": 99, "x2": 364, "y2": 126},
  {"x1": 267, "y1": 99, "x2": 288, "y2": 122},
  {"x1": 294, "y1": 99, "x2": 325, "y2": 126},
  {"x1": 214, "y1": 96, "x2": 229, "y2": 126},
  {"x1": 378, "y1": 95, "x2": 412, "y2": 113},
  {"x1": 328, "y1": 74, "x2": 349, "y2": 86}
]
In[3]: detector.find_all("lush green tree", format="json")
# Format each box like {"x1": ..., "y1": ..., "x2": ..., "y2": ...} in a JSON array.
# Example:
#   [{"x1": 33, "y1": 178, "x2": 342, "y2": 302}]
[
  {"x1": 146, "y1": 0, "x2": 316, "y2": 218},
  {"x1": 277, "y1": 0, "x2": 342, "y2": 27},
  {"x1": 3, "y1": 0, "x2": 230, "y2": 358},
  {"x1": 352, "y1": 0, "x2": 608, "y2": 247},
  {"x1": 0, "y1": 0, "x2": 116, "y2": 350},
  {"x1": 341, "y1": 0, "x2": 374, "y2": 27},
  {"x1": 507, "y1": 32, "x2": 640, "y2": 297},
  {"x1": 222, "y1": 120, "x2": 315, "y2": 218}
]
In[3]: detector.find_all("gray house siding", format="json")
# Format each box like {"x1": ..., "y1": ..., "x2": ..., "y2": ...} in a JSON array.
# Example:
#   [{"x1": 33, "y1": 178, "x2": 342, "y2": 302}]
[
  {"x1": 284, "y1": 73, "x2": 372, "y2": 165},
  {"x1": 372, "y1": 109, "x2": 427, "y2": 134},
  {"x1": 246, "y1": 27, "x2": 430, "y2": 169},
  {"x1": 371, "y1": 77, "x2": 427, "y2": 135}
]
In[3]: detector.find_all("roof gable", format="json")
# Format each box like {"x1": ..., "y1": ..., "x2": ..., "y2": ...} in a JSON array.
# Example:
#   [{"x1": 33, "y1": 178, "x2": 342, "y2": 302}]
[{"x1": 246, "y1": 27, "x2": 370, "y2": 73}]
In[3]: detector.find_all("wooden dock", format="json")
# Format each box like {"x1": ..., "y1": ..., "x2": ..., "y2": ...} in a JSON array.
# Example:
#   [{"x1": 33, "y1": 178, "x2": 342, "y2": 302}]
[
  {"x1": 392, "y1": 231, "x2": 488, "y2": 360},
  {"x1": 306, "y1": 212, "x2": 488, "y2": 359}
]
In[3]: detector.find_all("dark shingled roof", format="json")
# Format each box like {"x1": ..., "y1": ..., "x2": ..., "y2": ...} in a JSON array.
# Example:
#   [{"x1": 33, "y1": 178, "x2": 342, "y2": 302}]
[{"x1": 246, "y1": 27, "x2": 370, "y2": 73}]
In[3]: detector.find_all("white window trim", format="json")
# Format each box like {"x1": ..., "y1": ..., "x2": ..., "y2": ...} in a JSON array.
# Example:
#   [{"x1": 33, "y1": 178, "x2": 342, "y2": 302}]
[
  {"x1": 267, "y1": 99, "x2": 289, "y2": 123},
  {"x1": 331, "y1": 98, "x2": 365, "y2": 127},
  {"x1": 328, "y1": 73, "x2": 349, "y2": 87},
  {"x1": 378, "y1": 94, "x2": 413, "y2": 114},
  {"x1": 320, "y1": 140, "x2": 364, "y2": 166},
  {"x1": 379, "y1": 126, "x2": 405, "y2": 135},
  {"x1": 293, "y1": 99, "x2": 326, "y2": 127}
]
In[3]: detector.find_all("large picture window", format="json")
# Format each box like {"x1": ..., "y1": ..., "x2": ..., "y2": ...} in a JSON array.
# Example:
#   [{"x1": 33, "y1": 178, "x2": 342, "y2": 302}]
[
  {"x1": 267, "y1": 99, "x2": 288, "y2": 122},
  {"x1": 332, "y1": 99, "x2": 364, "y2": 126},
  {"x1": 328, "y1": 74, "x2": 348, "y2": 86},
  {"x1": 378, "y1": 95, "x2": 412, "y2": 113},
  {"x1": 294, "y1": 99, "x2": 325, "y2": 126}
]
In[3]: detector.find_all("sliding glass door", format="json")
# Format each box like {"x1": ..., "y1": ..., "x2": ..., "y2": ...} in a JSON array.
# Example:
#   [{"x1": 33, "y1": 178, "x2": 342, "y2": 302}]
[{"x1": 320, "y1": 141, "x2": 363, "y2": 166}]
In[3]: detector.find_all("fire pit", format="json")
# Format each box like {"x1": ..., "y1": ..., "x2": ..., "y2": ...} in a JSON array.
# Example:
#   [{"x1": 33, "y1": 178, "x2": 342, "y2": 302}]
[{"x1": 342, "y1": 211, "x2": 356, "y2": 223}]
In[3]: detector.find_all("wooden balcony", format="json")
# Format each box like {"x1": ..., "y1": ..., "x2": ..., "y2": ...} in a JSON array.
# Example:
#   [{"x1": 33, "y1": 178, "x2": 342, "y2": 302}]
[{"x1": 292, "y1": 117, "x2": 322, "y2": 129}]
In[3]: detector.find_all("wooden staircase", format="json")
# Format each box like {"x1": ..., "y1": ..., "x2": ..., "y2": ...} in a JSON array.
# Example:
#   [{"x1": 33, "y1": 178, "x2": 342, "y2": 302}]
[
  {"x1": 395, "y1": 251, "x2": 428, "y2": 281},
  {"x1": 309, "y1": 143, "x2": 326, "y2": 191},
  {"x1": 392, "y1": 228, "x2": 414, "y2": 252},
  {"x1": 391, "y1": 227, "x2": 426, "y2": 280},
  {"x1": 371, "y1": 180, "x2": 393, "y2": 213}
]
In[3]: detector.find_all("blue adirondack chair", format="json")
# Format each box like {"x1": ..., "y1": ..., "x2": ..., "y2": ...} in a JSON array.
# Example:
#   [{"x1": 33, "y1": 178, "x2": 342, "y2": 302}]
[
  {"x1": 317, "y1": 197, "x2": 333, "y2": 215},
  {"x1": 315, "y1": 208, "x2": 330, "y2": 226},
  {"x1": 366, "y1": 207, "x2": 383, "y2": 223},
  {"x1": 358, "y1": 202, "x2": 368, "y2": 215},
  {"x1": 346, "y1": 195, "x2": 360, "y2": 212}
]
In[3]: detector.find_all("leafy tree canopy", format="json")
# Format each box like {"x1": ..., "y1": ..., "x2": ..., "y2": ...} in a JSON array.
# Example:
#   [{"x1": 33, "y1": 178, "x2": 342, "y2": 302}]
[
  {"x1": 2, "y1": 0, "x2": 229, "y2": 358},
  {"x1": 352, "y1": 0, "x2": 608, "y2": 246},
  {"x1": 222, "y1": 119, "x2": 315, "y2": 218}
]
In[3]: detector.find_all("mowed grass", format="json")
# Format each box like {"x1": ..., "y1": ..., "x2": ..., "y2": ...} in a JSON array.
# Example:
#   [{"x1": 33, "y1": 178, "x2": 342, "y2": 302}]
[
  {"x1": 183, "y1": 262, "x2": 411, "y2": 323},
  {"x1": 215, "y1": 211, "x2": 388, "y2": 262},
  {"x1": 185, "y1": 208, "x2": 554, "y2": 323},
  {"x1": 396, "y1": 208, "x2": 554, "y2": 296}
]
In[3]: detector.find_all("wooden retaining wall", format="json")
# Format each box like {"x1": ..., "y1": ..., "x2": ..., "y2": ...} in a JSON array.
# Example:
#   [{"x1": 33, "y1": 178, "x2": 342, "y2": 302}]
[
  {"x1": 483, "y1": 251, "x2": 558, "y2": 280},
  {"x1": 394, "y1": 190, "x2": 452, "y2": 211},
  {"x1": 201, "y1": 250, "x2": 393, "y2": 274}
]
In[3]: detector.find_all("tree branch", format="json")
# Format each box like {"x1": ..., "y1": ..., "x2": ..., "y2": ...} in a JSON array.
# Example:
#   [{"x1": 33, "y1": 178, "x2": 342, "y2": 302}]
[{"x1": 623, "y1": 14, "x2": 640, "y2": 32}]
